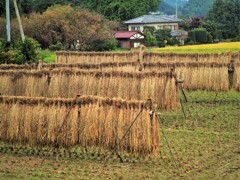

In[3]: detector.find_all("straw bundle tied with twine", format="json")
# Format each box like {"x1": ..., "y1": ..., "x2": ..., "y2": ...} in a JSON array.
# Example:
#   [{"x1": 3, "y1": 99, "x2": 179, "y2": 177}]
[
  {"x1": 234, "y1": 64, "x2": 240, "y2": 91},
  {"x1": 0, "y1": 95, "x2": 160, "y2": 156},
  {"x1": 56, "y1": 51, "x2": 139, "y2": 64},
  {"x1": 0, "y1": 70, "x2": 179, "y2": 110},
  {"x1": 143, "y1": 51, "x2": 240, "y2": 63}
]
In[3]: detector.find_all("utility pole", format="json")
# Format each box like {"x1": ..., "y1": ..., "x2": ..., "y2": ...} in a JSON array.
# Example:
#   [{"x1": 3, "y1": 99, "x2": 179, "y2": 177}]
[
  {"x1": 6, "y1": 0, "x2": 11, "y2": 42},
  {"x1": 13, "y1": 0, "x2": 25, "y2": 42},
  {"x1": 176, "y1": 0, "x2": 178, "y2": 18}
]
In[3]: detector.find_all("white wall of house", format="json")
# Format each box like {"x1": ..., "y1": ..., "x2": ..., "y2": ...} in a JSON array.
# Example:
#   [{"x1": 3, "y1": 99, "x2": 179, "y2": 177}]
[{"x1": 128, "y1": 23, "x2": 179, "y2": 32}]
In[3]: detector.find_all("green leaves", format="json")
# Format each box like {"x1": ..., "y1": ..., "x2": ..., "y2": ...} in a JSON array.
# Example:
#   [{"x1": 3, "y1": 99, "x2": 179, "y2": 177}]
[{"x1": 206, "y1": 0, "x2": 240, "y2": 39}]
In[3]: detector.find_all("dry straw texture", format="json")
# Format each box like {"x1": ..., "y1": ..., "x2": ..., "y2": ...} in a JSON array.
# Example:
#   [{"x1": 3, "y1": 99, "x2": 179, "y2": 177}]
[
  {"x1": 234, "y1": 64, "x2": 240, "y2": 91},
  {"x1": 56, "y1": 51, "x2": 139, "y2": 64},
  {"x1": 143, "y1": 62, "x2": 230, "y2": 92},
  {"x1": 144, "y1": 52, "x2": 240, "y2": 63},
  {"x1": 0, "y1": 96, "x2": 160, "y2": 156},
  {"x1": 0, "y1": 70, "x2": 179, "y2": 110},
  {"x1": 175, "y1": 66, "x2": 229, "y2": 91}
]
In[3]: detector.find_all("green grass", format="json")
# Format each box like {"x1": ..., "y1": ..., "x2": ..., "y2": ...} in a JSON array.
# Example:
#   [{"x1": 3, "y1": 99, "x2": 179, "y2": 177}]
[
  {"x1": 0, "y1": 90, "x2": 239, "y2": 179},
  {"x1": 37, "y1": 49, "x2": 56, "y2": 63}
]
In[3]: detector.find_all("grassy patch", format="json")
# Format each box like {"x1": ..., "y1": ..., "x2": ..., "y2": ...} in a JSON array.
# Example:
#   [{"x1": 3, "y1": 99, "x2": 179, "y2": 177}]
[
  {"x1": 0, "y1": 90, "x2": 239, "y2": 179},
  {"x1": 37, "y1": 49, "x2": 56, "y2": 63}
]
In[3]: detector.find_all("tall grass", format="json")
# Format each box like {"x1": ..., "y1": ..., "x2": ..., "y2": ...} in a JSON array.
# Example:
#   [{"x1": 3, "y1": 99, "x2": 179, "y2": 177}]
[{"x1": 0, "y1": 95, "x2": 160, "y2": 156}]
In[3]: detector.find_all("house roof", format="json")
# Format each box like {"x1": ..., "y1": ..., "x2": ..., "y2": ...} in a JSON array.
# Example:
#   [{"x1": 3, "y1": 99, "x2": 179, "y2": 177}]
[
  {"x1": 124, "y1": 15, "x2": 181, "y2": 24},
  {"x1": 114, "y1": 31, "x2": 144, "y2": 39}
]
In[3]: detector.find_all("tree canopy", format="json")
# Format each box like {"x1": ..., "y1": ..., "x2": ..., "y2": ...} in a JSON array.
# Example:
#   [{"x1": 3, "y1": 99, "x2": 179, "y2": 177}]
[
  {"x1": 1, "y1": 0, "x2": 161, "y2": 21},
  {"x1": 181, "y1": 0, "x2": 215, "y2": 17},
  {"x1": 0, "y1": 5, "x2": 118, "y2": 51},
  {"x1": 206, "y1": 0, "x2": 240, "y2": 39}
]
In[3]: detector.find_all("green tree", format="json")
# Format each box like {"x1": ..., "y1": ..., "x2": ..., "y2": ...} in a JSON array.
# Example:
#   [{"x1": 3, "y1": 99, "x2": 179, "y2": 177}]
[
  {"x1": 206, "y1": 0, "x2": 240, "y2": 39},
  {"x1": 146, "y1": 31, "x2": 157, "y2": 47},
  {"x1": 155, "y1": 29, "x2": 174, "y2": 47},
  {"x1": 182, "y1": 0, "x2": 215, "y2": 17},
  {"x1": 0, "y1": 0, "x2": 33, "y2": 17},
  {"x1": 31, "y1": 0, "x2": 161, "y2": 21}
]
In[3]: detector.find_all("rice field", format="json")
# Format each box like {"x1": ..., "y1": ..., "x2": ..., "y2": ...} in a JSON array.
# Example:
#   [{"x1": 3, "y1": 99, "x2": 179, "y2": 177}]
[
  {"x1": 0, "y1": 91, "x2": 239, "y2": 179},
  {"x1": 0, "y1": 50, "x2": 239, "y2": 179},
  {"x1": 152, "y1": 42, "x2": 240, "y2": 53}
]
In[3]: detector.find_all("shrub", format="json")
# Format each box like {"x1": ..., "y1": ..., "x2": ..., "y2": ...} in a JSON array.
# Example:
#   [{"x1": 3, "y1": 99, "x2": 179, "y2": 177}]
[
  {"x1": 49, "y1": 42, "x2": 62, "y2": 51},
  {"x1": 0, "y1": 37, "x2": 39, "y2": 64},
  {"x1": 188, "y1": 30, "x2": 196, "y2": 43},
  {"x1": 18, "y1": 37, "x2": 40, "y2": 64},
  {"x1": 195, "y1": 28, "x2": 208, "y2": 43},
  {"x1": 146, "y1": 31, "x2": 157, "y2": 47}
]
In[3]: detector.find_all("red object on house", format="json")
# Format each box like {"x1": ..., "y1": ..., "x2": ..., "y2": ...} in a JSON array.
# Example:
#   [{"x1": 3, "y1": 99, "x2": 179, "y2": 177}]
[{"x1": 114, "y1": 31, "x2": 145, "y2": 49}]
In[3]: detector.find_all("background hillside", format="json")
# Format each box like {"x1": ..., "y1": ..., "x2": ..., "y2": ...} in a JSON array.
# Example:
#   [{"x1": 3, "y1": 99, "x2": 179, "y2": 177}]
[{"x1": 160, "y1": 0, "x2": 215, "y2": 17}]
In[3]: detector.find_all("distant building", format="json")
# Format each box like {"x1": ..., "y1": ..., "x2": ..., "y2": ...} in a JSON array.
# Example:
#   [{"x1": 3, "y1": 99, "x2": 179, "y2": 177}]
[
  {"x1": 171, "y1": 30, "x2": 188, "y2": 45},
  {"x1": 114, "y1": 31, "x2": 145, "y2": 49},
  {"x1": 124, "y1": 15, "x2": 181, "y2": 32}
]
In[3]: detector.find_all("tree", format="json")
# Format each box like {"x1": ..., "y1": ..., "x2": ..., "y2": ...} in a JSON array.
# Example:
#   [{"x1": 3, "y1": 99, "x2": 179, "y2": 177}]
[
  {"x1": 16, "y1": 5, "x2": 118, "y2": 51},
  {"x1": 146, "y1": 31, "x2": 157, "y2": 47},
  {"x1": 182, "y1": 0, "x2": 215, "y2": 17},
  {"x1": 0, "y1": 0, "x2": 33, "y2": 17},
  {"x1": 155, "y1": 29, "x2": 178, "y2": 47},
  {"x1": 206, "y1": 0, "x2": 240, "y2": 39},
  {"x1": 30, "y1": 0, "x2": 161, "y2": 21}
]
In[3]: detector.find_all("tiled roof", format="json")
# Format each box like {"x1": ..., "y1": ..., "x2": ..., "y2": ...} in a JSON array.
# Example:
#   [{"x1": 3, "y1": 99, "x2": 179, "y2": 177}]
[
  {"x1": 124, "y1": 15, "x2": 181, "y2": 24},
  {"x1": 114, "y1": 31, "x2": 142, "y2": 38}
]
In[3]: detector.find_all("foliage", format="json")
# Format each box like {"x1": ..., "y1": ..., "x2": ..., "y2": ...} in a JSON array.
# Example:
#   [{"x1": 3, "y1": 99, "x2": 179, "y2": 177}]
[
  {"x1": 189, "y1": 17, "x2": 203, "y2": 29},
  {"x1": 9, "y1": 5, "x2": 118, "y2": 51},
  {"x1": 202, "y1": 20, "x2": 220, "y2": 41},
  {"x1": 206, "y1": 0, "x2": 240, "y2": 39},
  {"x1": 188, "y1": 30, "x2": 196, "y2": 43},
  {"x1": 155, "y1": 29, "x2": 178, "y2": 47},
  {"x1": 28, "y1": 0, "x2": 161, "y2": 21},
  {"x1": 0, "y1": 37, "x2": 39, "y2": 64},
  {"x1": 159, "y1": 1, "x2": 175, "y2": 15},
  {"x1": 144, "y1": 26, "x2": 158, "y2": 47},
  {"x1": 18, "y1": 37, "x2": 40, "y2": 64},
  {"x1": 188, "y1": 28, "x2": 208, "y2": 44},
  {"x1": 0, "y1": 0, "x2": 32, "y2": 17},
  {"x1": 160, "y1": 0, "x2": 214, "y2": 17},
  {"x1": 49, "y1": 42, "x2": 62, "y2": 51},
  {"x1": 182, "y1": 0, "x2": 215, "y2": 17},
  {"x1": 194, "y1": 28, "x2": 208, "y2": 43},
  {"x1": 146, "y1": 32, "x2": 158, "y2": 47},
  {"x1": 37, "y1": 49, "x2": 56, "y2": 63}
]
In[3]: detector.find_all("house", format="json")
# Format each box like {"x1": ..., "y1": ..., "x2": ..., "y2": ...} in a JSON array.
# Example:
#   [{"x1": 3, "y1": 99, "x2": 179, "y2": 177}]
[
  {"x1": 171, "y1": 30, "x2": 188, "y2": 45},
  {"x1": 114, "y1": 31, "x2": 145, "y2": 49},
  {"x1": 124, "y1": 15, "x2": 181, "y2": 32}
]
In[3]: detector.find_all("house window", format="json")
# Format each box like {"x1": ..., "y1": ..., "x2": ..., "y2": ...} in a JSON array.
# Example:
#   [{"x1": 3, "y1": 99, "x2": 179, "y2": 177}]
[
  {"x1": 134, "y1": 42, "x2": 140, "y2": 48},
  {"x1": 131, "y1": 26, "x2": 140, "y2": 31}
]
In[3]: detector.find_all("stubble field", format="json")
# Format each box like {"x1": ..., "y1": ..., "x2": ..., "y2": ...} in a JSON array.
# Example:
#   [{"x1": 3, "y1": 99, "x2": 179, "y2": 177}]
[{"x1": 0, "y1": 90, "x2": 239, "y2": 179}]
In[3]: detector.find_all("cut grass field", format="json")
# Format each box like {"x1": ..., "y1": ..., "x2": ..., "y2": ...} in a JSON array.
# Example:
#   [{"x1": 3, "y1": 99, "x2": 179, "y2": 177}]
[
  {"x1": 0, "y1": 90, "x2": 239, "y2": 179},
  {"x1": 152, "y1": 42, "x2": 240, "y2": 53},
  {"x1": 37, "y1": 49, "x2": 56, "y2": 63}
]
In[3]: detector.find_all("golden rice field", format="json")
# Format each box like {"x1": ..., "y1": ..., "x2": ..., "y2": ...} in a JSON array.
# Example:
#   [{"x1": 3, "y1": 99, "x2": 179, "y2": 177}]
[{"x1": 153, "y1": 42, "x2": 240, "y2": 53}]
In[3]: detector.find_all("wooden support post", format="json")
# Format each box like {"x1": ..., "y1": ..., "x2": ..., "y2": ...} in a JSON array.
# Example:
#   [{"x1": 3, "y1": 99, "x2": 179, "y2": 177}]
[
  {"x1": 37, "y1": 60, "x2": 43, "y2": 70},
  {"x1": 238, "y1": 114, "x2": 240, "y2": 136},
  {"x1": 137, "y1": 45, "x2": 146, "y2": 71}
]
